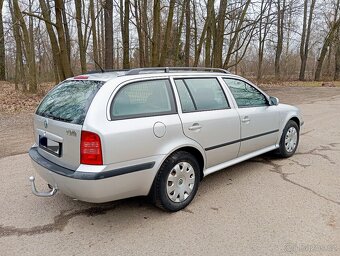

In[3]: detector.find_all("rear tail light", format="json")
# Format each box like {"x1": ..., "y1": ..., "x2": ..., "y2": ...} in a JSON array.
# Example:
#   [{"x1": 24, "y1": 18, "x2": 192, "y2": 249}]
[{"x1": 80, "y1": 131, "x2": 103, "y2": 165}]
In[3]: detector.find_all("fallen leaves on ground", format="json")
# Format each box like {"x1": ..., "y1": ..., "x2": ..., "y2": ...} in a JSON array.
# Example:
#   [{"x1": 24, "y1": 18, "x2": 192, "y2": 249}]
[{"x1": 0, "y1": 82, "x2": 54, "y2": 114}]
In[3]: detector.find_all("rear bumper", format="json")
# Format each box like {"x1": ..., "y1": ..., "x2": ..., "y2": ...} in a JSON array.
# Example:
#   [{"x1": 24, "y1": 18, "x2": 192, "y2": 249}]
[{"x1": 29, "y1": 147, "x2": 157, "y2": 203}]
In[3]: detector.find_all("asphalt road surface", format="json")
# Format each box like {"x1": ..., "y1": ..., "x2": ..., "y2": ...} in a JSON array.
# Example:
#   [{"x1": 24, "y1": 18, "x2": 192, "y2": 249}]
[{"x1": 0, "y1": 87, "x2": 339, "y2": 256}]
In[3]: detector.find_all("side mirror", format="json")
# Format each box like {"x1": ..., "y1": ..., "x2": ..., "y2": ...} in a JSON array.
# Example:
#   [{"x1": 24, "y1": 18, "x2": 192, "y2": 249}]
[{"x1": 269, "y1": 96, "x2": 279, "y2": 106}]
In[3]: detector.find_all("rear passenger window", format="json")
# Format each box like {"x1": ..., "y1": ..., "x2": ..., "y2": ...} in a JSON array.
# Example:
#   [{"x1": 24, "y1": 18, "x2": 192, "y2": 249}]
[
  {"x1": 223, "y1": 78, "x2": 268, "y2": 108},
  {"x1": 110, "y1": 79, "x2": 176, "y2": 119},
  {"x1": 175, "y1": 78, "x2": 229, "y2": 112}
]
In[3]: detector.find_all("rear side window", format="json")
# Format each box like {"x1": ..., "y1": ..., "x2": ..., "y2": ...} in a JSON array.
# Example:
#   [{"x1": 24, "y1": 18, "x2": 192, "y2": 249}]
[
  {"x1": 36, "y1": 80, "x2": 103, "y2": 124},
  {"x1": 175, "y1": 78, "x2": 229, "y2": 112},
  {"x1": 223, "y1": 78, "x2": 268, "y2": 108},
  {"x1": 110, "y1": 79, "x2": 176, "y2": 119}
]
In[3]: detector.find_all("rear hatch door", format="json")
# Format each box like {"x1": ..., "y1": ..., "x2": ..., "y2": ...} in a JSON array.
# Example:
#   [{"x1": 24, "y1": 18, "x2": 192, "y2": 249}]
[{"x1": 34, "y1": 79, "x2": 104, "y2": 170}]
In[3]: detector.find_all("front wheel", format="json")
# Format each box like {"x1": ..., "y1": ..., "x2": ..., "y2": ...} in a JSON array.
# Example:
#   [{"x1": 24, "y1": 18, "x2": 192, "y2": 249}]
[
  {"x1": 277, "y1": 120, "x2": 299, "y2": 158},
  {"x1": 152, "y1": 151, "x2": 200, "y2": 212}
]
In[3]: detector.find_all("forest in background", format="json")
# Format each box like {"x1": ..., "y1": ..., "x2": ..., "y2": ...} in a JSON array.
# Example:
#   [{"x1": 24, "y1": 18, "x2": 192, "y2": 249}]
[{"x1": 0, "y1": 0, "x2": 340, "y2": 93}]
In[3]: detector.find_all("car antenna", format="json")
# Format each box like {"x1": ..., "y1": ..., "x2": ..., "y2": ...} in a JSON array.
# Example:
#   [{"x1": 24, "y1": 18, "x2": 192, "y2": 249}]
[
  {"x1": 86, "y1": 51, "x2": 105, "y2": 73},
  {"x1": 93, "y1": 59, "x2": 105, "y2": 73}
]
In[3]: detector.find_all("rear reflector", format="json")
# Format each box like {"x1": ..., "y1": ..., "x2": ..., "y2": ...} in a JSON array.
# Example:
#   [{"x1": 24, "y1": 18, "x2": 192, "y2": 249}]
[{"x1": 80, "y1": 131, "x2": 103, "y2": 165}]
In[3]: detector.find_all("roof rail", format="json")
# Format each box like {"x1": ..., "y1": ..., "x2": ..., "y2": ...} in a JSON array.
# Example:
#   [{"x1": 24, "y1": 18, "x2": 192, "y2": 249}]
[
  {"x1": 86, "y1": 69, "x2": 129, "y2": 74},
  {"x1": 125, "y1": 67, "x2": 229, "y2": 75}
]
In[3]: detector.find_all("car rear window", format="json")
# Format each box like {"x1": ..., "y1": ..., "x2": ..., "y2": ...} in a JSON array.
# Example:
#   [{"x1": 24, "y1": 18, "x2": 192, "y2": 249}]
[{"x1": 36, "y1": 80, "x2": 104, "y2": 124}]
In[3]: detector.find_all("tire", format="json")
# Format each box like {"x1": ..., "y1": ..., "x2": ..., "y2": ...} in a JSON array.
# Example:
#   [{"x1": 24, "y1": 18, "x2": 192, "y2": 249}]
[
  {"x1": 276, "y1": 120, "x2": 299, "y2": 158},
  {"x1": 152, "y1": 151, "x2": 200, "y2": 212}
]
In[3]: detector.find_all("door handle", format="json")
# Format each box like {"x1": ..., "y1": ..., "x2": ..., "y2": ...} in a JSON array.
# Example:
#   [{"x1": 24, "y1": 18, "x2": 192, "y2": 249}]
[
  {"x1": 242, "y1": 116, "x2": 250, "y2": 123},
  {"x1": 188, "y1": 123, "x2": 202, "y2": 131}
]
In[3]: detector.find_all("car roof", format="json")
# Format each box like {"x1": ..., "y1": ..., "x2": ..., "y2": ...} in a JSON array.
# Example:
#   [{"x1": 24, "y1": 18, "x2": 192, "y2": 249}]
[{"x1": 67, "y1": 67, "x2": 234, "y2": 82}]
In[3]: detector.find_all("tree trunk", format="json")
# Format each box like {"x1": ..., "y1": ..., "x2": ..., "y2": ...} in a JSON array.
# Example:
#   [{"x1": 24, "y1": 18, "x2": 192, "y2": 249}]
[
  {"x1": 315, "y1": 19, "x2": 340, "y2": 81},
  {"x1": 38, "y1": 0, "x2": 63, "y2": 82},
  {"x1": 55, "y1": 0, "x2": 73, "y2": 78},
  {"x1": 192, "y1": 0, "x2": 198, "y2": 61},
  {"x1": 97, "y1": 1, "x2": 103, "y2": 67},
  {"x1": 104, "y1": 0, "x2": 113, "y2": 69},
  {"x1": 184, "y1": 0, "x2": 191, "y2": 66},
  {"x1": 334, "y1": 30, "x2": 340, "y2": 80},
  {"x1": 0, "y1": 0, "x2": 6, "y2": 80},
  {"x1": 13, "y1": 0, "x2": 37, "y2": 93},
  {"x1": 89, "y1": 0, "x2": 99, "y2": 70},
  {"x1": 61, "y1": 1, "x2": 71, "y2": 62},
  {"x1": 9, "y1": 0, "x2": 25, "y2": 89},
  {"x1": 120, "y1": 0, "x2": 130, "y2": 69},
  {"x1": 257, "y1": 0, "x2": 272, "y2": 81},
  {"x1": 159, "y1": 0, "x2": 176, "y2": 66},
  {"x1": 75, "y1": 0, "x2": 86, "y2": 73},
  {"x1": 223, "y1": 0, "x2": 251, "y2": 69},
  {"x1": 174, "y1": 1, "x2": 186, "y2": 66},
  {"x1": 275, "y1": 0, "x2": 286, "y2": 80},
  {"x1": 213, "y1": 0, "x2": 227, "y2": 68},
  {"x1": 151, "y1": 0, "x2": 160, "y2": 66},
  {"x1": 142, "y1": 0, "x2": 149, "y2": 66},
  {"x1": 299, "y1": 0, "x2": 316, "y2": 81},
  {"x1": 194, "y1": 19, "x2": 208, "y2": 67},
  {"x1": 205, "y1": 0, "x2": 214, "y2": 67},
  {"x1": 134, "y1": 0, "x2": 144, "y2": 67}
]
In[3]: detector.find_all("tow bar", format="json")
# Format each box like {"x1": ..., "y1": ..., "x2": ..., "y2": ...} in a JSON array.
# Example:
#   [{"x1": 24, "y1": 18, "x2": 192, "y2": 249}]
[{"x1": 29, "y1": 176, "x2": 58, "y2": 197}]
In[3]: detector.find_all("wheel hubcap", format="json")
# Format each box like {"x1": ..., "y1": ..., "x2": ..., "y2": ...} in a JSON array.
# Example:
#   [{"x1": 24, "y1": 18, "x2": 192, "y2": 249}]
[
  {"x1": 285, "y1": 127, "x2": 298, "y2": 153},
  {"x1": 166, "y1": 162, "x2": 195, "y2": 203}
]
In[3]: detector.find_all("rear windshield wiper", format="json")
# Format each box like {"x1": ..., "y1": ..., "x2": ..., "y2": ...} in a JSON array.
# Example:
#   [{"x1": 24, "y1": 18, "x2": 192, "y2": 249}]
[{"x1": 41, "y1": 113, "x2": 73, "y2": 122}]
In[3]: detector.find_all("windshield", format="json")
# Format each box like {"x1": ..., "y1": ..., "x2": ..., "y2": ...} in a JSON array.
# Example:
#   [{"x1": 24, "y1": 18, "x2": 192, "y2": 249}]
[{"x1": 36, "y1": 80, "x2": 104, "y2": 124}]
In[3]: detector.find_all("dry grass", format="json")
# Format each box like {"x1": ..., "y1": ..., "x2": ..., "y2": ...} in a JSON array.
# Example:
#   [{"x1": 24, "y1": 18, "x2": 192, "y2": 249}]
[{"x1": 0, "y1": 82, "x2": 54, "y2": 114}]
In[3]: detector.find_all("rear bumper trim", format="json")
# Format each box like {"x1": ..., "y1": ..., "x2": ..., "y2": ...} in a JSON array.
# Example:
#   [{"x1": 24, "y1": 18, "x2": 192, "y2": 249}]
[{"x1": 29, "y1": 147, "x2": 155, "y2": 180}]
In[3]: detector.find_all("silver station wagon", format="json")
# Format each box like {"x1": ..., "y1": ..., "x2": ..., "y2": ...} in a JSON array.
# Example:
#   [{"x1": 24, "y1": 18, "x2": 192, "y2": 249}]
[{"x1": 29, "y1": 67, "x2": 303, "y2": 211}]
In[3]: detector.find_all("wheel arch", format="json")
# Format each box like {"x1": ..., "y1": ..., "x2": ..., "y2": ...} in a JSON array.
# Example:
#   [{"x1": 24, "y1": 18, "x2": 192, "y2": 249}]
[
  {"x1": 175, "y1": 146, "x2": 205, "y2": 181},
  {"x1": 289, "y1": 116, "x2": 300, "y2": 128},
  {"x1": 158, "y1": 145, "x2": 206, "y2": 182}
]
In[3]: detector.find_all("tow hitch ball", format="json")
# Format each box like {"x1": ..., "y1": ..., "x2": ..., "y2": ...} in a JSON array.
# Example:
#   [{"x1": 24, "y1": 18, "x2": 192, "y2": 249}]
[{"x1": 29, "y1": 176, "x2": 58, "y2": 197}]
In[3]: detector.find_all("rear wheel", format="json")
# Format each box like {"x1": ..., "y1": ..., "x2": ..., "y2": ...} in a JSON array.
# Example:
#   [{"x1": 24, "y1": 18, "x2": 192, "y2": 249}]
[
  {"x1": 277, "y1": 120, "x2": 299, "y2": 158},
  {"x1": 152, "y1": 151, "x2": 200, "y2": 212}
]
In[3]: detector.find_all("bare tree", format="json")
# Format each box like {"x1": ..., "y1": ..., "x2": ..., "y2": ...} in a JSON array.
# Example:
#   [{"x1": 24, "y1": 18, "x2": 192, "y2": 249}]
[
  {"x1": 204, "y1": 0, "x2": 215, "y2": 67},
  {"x1": 55, "y1": 0, "x2": 73, "y2": 78},
  {"x1": 61, "y1": 1, "x2": 71, "y2": 62},
  {"x1": 213, "y1": 0, "x2": 227, "y2": 68},
  {"x1": 223, "y1": 0, "x2": 252, "y2": 69},
  {"x1": 174, "y1": 1, "x2": 186, "y2": 66},
  {"x1": 193, "y1": 1, "x2": 210, "y2": 67},
  {"x1": 315, "y1": 0, "x2": 340, "y2": 81},
  {"x1": 151, "y1": 0, "x2": 160, "y2": 66},
  {"x1": 184, "y1": 0, "x2": 191, "y2": 66},
  {"x1": 0, "y1": 0, "x2": 5, "y2": 80},
  {"x1": 13, "y1": 0, "x2": 37, "y2": 92},
  {"x1": 133, "y1": 0, "x2": 144, "y2": 67},
  {"x1": 120, "y1": 0, "x2": 130, "y2": 68},
  {"x1": 75, "y1": 0, "x2": 86, "y2": 73},
  {"x1": 159, "y1": 0, "x2": 175, "y2": 66},
  {"x1": 299, "y1": 0, "x2": 316, "y2": 81},
  {"x1": 89, "y1": 0, "x2": 99, "y2": 69},
  {"x1": 257, "y1": 0, "x2": 273, "y2": 81},
  {"x1": 274, "y1": 0, "x2": 286, "y2": 80},
  {"x1": 104, "y1": 0, "x2": 114, "y2": 69},
  {"x1": 9, "y1": 0, "x2": 25, "y2": 88},
  {"x1": 315, "y1": 19, "x2": 340, "y2": 81},
  {"x1": 335, "y1": 30, "x2": 340, "y2": 80}
]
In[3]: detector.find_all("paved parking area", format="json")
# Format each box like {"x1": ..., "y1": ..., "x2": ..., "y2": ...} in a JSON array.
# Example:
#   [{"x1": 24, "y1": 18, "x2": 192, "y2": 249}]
[{"x1": 0, "y1": 87, "x2": 339, "y2": 256}]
